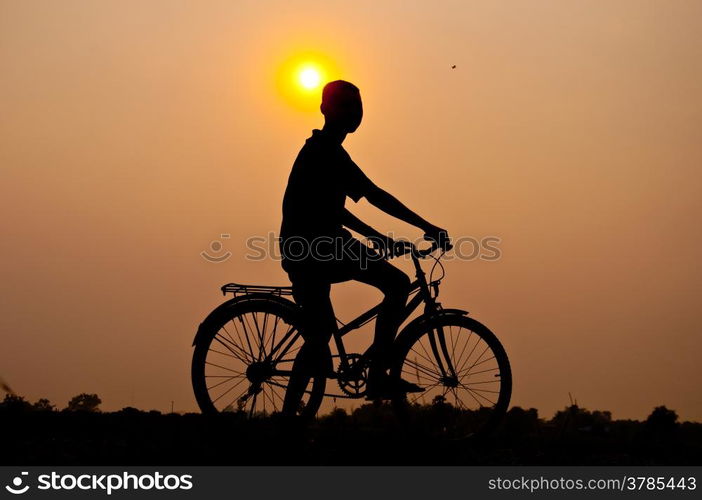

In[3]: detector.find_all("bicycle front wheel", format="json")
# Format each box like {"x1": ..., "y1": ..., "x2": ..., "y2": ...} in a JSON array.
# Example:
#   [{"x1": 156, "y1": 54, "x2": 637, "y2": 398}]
[
  {"x1": 191, "y1": 298, "x2": 326, "y2": 419},
  {"x1": 390, "y1": 314, "x2": 512, "y2": 438}
]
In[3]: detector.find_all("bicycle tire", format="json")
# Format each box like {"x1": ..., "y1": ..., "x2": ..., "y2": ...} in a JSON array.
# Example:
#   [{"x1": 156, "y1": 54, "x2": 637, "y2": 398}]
[
  {"x1": 390, "y1": 314, "x2": 511, "y2": 439},
  {"x1": 191, "y1": 297, "x2": 326, "y2": 419}
]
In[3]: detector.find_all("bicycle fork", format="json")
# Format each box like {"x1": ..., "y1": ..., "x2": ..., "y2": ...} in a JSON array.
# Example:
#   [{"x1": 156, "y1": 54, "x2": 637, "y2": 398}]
[
  {"x1": 426, "y1": 323, "x2": 460, "y2": 386},
  {"x1": 413, "y1": 254, "x2": 459, "y2": 386}
]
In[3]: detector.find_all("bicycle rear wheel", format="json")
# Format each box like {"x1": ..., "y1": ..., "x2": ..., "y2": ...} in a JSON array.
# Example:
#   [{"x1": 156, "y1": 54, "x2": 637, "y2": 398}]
[
  {"x1": 191, "y1": 298, "x2": 326, "y2": 419},
  {"x1": 390, "y1": 314, "x2": 511, "y2": 438}
]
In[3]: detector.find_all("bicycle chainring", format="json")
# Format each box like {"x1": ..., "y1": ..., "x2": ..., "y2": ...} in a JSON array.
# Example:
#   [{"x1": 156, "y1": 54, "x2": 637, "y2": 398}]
[{"x1": 337, "y1": 354, "x2": 368, "y2": 398}]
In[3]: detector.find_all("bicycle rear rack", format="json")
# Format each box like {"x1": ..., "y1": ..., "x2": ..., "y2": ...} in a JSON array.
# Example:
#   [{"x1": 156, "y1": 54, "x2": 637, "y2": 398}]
[{"x1": 221, "y1": 282, "x2": 293, "y2": 297}]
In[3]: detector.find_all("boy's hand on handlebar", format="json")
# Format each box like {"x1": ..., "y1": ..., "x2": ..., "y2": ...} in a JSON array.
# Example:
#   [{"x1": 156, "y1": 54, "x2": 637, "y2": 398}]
[
  {"x1": 367, "y1": 235, "x2": 399, "y2": 258},
  {"x1": 368, "y1": 236, "x2": 414, "y2": 258},
  {"x1": 392, "y1": 239, "x2": 415, "y2": 257},
  {"x1": 367, "y1": 235, "x2": 392, "y2": 257},
  {"x1": 423, "y1": 224, "x2": 452, "y2": 250}
]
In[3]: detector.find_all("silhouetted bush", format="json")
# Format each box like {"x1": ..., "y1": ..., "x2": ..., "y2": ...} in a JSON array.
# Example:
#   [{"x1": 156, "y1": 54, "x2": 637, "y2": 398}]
[
  {"x1": 65, "y1": 393, "x2": 102, "y2": 412},
  {"x1": 0, "y1": 394, "x2": 32, "y2": 413},
  {"x1": 1, "y1": 399, "x2": 700, "y2": 465},
  {"x1": 117, "y1": 406, "x2": 143, "y2": 415},
  {"x1": 32, "y1": 398, "x2": 55, "y2": 412},
  {"x1": 550, "y1": 404, "x2": 612, "y2": 436},
  {"x1": 646, "y1": 406, "x2": 678, "y2": 433},
  {"x1": 503, "y1": 407, "x2": 540, "y2": 437}
]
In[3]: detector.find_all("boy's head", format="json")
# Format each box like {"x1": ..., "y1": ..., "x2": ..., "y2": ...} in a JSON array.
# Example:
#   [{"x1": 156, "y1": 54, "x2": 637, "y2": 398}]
[{"x1": 320, "y1": 80, "x2": 363, "y2": 133}]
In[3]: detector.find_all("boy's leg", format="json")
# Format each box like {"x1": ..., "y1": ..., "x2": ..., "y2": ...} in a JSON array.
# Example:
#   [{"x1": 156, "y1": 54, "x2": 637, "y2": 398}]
[
  {"x1": 281, "y1": 276, "x2": 336, "y2": 417},
  {"x1": 350, "y1": 259, "x2": 411, "y2": 385}
]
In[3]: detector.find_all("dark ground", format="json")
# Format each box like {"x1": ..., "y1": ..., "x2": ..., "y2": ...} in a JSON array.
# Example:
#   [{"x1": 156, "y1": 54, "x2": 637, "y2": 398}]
[{"x1": 2, "y1": 399, "x2": 701, "y2": 465}]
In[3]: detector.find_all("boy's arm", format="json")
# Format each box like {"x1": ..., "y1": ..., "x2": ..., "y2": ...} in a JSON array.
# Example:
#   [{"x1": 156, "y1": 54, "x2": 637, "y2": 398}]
[
  {"x1": 364, "y1": 185, "x2": 447, "y2": 240},
  {"x1": 341, "y1": 208, "x2": 386, "y2": 240},
  {"x1": 342, "y1": 208, "x2": 400, "y2": 256}
]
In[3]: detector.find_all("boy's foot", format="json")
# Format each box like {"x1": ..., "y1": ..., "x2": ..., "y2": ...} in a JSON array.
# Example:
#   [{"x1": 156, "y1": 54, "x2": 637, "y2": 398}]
[{"x1": 365, "y1": 374, "x2": 424, "y2": 400}]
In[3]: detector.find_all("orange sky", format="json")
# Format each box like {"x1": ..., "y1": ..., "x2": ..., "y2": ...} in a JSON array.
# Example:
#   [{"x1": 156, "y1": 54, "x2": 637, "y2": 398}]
[{"x1": 1, "y1": 0, "x2": 701, "y2": 420}]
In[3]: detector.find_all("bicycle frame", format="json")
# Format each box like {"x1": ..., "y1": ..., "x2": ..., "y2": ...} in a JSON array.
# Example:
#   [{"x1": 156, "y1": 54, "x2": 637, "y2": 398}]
[
  {"x1": 331, "y1": 252, "x2": 439, "y2": 371},
  {"x1": 241, "y1": 249, "x2": 461, "y2": 392},
  {"x1": 332, "y1": 251, "x2": 463, "y2": 388}
]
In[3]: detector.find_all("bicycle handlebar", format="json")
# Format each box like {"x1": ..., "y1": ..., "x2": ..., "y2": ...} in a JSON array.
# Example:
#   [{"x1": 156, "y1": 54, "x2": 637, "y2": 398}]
[
  {"x1": 393, "y1": 239, "x2": 453, "y2": 259},
  {"x1": 418, "y1": 241, "x2": 438, "y2": 257}
]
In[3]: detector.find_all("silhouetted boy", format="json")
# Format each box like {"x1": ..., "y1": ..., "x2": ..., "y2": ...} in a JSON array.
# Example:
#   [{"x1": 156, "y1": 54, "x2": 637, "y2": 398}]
[{"x1": 280, "y1": 80, "x2": 449, "y2": 414}]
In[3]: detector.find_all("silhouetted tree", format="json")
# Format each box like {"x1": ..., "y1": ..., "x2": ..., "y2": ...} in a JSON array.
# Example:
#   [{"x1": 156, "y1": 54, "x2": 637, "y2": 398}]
[
  {"x1": 645, "y1": 406, "x2": 678, "y2": 433},
  {"x1": 118, "y1": 406, "x2": 142, "y2": 415},
  {"x1": 504, "y1": 407, "x2": 540, "y2": 436},
  {"x1": 0, "y1": 394, "x2": 32, "y2": 412},
  {"x1": 32, "y1": 398, "x2": 55, "y2": 412},
  {"x1": 550, "y1": 404, "x2": 612, "y2": 436},
  {"x1": 66, "y1": 393, "x2": 102, "y2": 412}
]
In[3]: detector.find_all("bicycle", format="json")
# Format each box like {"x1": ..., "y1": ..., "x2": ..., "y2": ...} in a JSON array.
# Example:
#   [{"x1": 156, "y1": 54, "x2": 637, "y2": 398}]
[{"x1": 191, "y1": 240, "x2": 512, "y2": 437}]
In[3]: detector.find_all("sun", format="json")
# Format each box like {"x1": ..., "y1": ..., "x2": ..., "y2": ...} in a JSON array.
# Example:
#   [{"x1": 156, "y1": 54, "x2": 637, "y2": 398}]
[
  {"x1": 298, "y1": 65, "x2": 322, "y2": 90},
  {"x1": 274, "y1": 51, "x2": 341, "y2": 111}
]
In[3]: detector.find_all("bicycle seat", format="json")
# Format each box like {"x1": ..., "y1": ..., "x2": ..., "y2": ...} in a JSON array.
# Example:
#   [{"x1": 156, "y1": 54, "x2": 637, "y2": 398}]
[{"x1": 221, "y1": 282, "x2": 293, "y2": 296}]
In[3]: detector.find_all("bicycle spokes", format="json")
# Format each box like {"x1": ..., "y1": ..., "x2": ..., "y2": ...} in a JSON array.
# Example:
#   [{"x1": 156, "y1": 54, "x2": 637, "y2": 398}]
[
  {"x1": 402, "y1": 323, "x2": 503, "y2": 410},
  {"x1": 203, "y1": 309, "x2": 312, "y2": 415}
]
